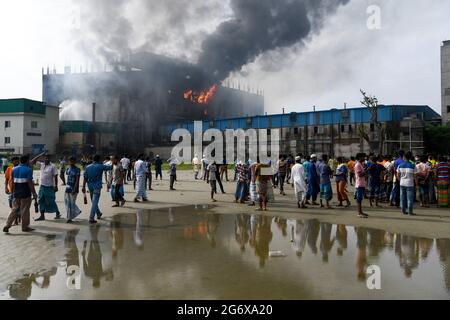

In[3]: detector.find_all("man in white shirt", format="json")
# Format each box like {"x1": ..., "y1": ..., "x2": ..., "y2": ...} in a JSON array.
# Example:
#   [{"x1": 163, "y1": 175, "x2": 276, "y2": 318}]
[
  {"x1": 32, "y1": 153, "x2": 61, "y2": 221},
  {"x1": 192, "y1": 155, "x2": 200, "y2": 180},
  {"x1": 134, "y1": 154, "x2": 149, "y2": 203},
  {"x1": 291, "y1": 156, "x2": 308, "y2": 208},
  {"x1": 120, "y1": 155, "x2": 131, "y2": 185}
]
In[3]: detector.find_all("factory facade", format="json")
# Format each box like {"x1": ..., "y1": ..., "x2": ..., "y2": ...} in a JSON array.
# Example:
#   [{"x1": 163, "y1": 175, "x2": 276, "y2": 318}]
[
  {"x1": 161, "y1": 105, "x2": 441, "y2": 160},
  {"x1": 442, "y1": 40, "x2": 450, "y2": 124},
  {"x1": 0, "y1": 99, "x2": 59, "y2": 155}
]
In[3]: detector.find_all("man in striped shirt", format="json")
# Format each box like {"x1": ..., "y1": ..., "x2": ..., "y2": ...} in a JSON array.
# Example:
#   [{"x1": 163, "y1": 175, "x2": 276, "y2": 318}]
[
  {"x1": 3, "y1": 155, "x2": 38, "y2": 233},
  {"x1": 397, "y1": 152, "x2": 417, "y2": 216}
]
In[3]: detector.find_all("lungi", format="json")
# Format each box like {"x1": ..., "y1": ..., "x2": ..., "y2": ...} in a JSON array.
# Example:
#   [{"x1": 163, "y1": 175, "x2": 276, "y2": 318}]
[
  {"x1": 437, "y1": 180, "x2": 449, "y2": 207},
  {"x1": 38, "y1": 185, "x2": 60, "y2": 214},
  {"x1": 64, "y1": 193, "x2": 81, "y2": 220},
  {"x1": 136, "y1": 175, "x2": 147, "y2": 199}
]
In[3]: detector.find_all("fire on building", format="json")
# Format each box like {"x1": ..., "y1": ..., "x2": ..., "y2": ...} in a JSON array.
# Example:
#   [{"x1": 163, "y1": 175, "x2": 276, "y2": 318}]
[{"x1": 43, "y1": 52, "x2": 264, "y2": 155}]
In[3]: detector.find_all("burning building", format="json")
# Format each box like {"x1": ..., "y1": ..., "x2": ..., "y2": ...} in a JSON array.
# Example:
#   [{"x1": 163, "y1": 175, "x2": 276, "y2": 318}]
[{"x1": 43, "y1": 52, "x2": 264, "y2": 154}]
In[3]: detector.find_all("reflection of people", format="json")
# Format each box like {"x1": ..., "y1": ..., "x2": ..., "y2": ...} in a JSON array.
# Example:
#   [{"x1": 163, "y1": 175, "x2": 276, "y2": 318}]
[
  {"x1": 206, "y1": 214, "x2": 221, "y2": 248},
  {"x1": 234, "y1": 214, "x2": 250, "y2": 252},
  {"x1": 335, "y1": 225, "x2": 348, "y2": 256},
  {"x1": 133, "y1": 210, "x2": 144, "y2": 249},
  {"x1": 110, "y1": 217, "x2": 124, "y2": 258},
  {"x1": 82, "y1": 225, "x2": 113, "y2": 288},
  {"x1": 288, "y1": 219, "x2": 307, "y2": 258},
  {"x1": 65, "y1": 229, "x2": 80, "y2": 270},
  {"x1": 395, "y1": 234, "x2": 419, "y2": 278},
  {"x1": 254, "y1": 216, "x2": 273, "y2": 268},
  {"x1": 436, "y1": 239, "x2": 450, "y2": 291},
  {"x1": 8, "y1": 274, "x2": 36, "y2": 300},
  {"x1": 355, "y1": 227, "x2": 368, "y2": 282},
  {"x1": 306, "y1": 220, "x2": 320, "y2": 254},
  {"x1": 319, "y1": 222, "x2": 334, "y2": 263}
]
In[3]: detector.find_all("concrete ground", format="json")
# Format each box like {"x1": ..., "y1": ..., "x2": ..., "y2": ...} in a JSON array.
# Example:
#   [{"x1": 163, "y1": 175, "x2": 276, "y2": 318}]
[{"x1": 1, "y1": 170, "x2": 450, "y2": 293}]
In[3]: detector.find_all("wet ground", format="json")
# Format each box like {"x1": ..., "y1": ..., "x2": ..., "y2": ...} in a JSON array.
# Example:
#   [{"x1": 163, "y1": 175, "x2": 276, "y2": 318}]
[{"x1": 1, "y1": 205, "x2": 449, "y2": 300}]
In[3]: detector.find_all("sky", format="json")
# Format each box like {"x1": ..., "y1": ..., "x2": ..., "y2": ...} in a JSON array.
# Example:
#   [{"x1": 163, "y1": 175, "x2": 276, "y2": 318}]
[{"x1": 0, "y1": 0, "x2": 449, "y2": 115}]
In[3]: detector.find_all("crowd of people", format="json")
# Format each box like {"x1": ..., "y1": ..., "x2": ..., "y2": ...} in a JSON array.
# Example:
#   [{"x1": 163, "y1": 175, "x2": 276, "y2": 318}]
[{"x1": 2, "y1": 149, "x2": 450, "y2": 234}]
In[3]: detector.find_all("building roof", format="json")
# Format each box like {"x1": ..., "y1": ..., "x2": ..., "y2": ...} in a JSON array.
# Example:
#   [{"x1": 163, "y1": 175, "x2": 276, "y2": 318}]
[
  {"x1": 0, "y1": 98, "x2": 48, "y2": 115},
  {"x1": 161, "y1": 105, "x2": 441, "y2": 134},
  {"x1": 60, "y1": 121, "x2": 118, "y2": 134}
]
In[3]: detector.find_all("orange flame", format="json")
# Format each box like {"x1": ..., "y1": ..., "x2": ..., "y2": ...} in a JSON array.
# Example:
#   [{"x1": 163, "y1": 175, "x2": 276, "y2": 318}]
[{"x1": 184, "y1": 85, "x2": 217, "y2": 105}]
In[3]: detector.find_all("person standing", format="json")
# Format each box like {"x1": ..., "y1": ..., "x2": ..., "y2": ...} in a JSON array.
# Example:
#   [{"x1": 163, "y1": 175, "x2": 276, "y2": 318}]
[
  {"x1": 59, "y1": 157, "x2": 67, "y2": 186},
  {"x1": 134, "y1": 154, "x2": 149, "y2": 202},
  {"x1": 3, "y1": 155, "x2": 38, "y2": 233},
  {"x1": 64, "y1": 157, "x2": 82, "y2": 223},
  {"x1": 291, "y1": 156, "x2": 308, "y2": 209},
  {"x1": 82, "y1": 155, "x2": 113, "y2": 224},
  {"x1": 201, "y1": 155, "x2": 209, "y2": 181},
  {"x1": 33, "y1": 153, "x2": 61, "y2": 221},
  {"x1": 355, "y1": 153, "x2": 369, "y2": 218},
  {"x1": 145, "y1": 157, "x2": 153, "y2": 191},
  {"x1": 317, "y1": 154, "x2": 333, "y2": 209},
  {"x1": 168, "y1": 159, "x2": 177, "y2": 191},
  {"x1": 306, "y1": 154, "x2": 320, "y2": 206},
  {"x1": 111, "y1": 156, "x2": 126, "y2": 208},
  {"x1": 390, "y1": 150, "x2": 405, "y2": 207},
  {"x1": 192, "y1": 154, "x2": 200, "y2": 180},
  {"x1": 397, "y1": 152, "x2": 417, "y2": 216},
  {"x1": 220, "y1": 159, "x2": 229, "y2": 182},
  {"x1": 155, "y1": 155, "x2": 163, "y2": 180},
  {"x1": 120, "y1": 155, "x2": 131, "y2": 184},
  {"x1": 276, "y1": 155, "x2": 288, "y2": 196},
  {"x1": 416, "y1": 155, "x2": 431, "y2": 208},
  {"x1": 207, "y1": 161, "x2": 218, "y2": 202},
  {"x1": 215, "y1": 162, "x2": 226, "y2": 194},
  {"x1": 255, "y1": 161, "x2": 273, "y2": 211},
  {"x1": 335, "y1": 157, "x2": 350, "y2": 207},
  {"x1": 5, "y1": 157, "x2": 19, "y2": 210},
  {"x1": 384, "y1": 156, "x2": 394, "y2": 203},
  {"x1": 235, "y1": 161, "x2": 248, "y2": 203},
  {"x1": 347, "y1": 157, "x2": 356, "y2": 186},
  {"x1": 367, "y1": 155, "x2": 386, "y2": 208},
  {"x1": 435, "y1": 156, "x2": 450, "y2": 208}
]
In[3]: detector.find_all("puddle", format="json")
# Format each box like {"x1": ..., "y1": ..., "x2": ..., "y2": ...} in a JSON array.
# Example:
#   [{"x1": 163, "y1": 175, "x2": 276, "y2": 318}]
[{"x1": 1, "y1": 205, "x2": 450, "y2": 300}]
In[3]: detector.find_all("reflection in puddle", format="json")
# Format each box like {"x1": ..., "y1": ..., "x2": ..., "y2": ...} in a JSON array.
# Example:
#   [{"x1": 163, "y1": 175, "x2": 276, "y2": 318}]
[{"x1": 2, "y1": 205, "x2": 450, "y2": 300}]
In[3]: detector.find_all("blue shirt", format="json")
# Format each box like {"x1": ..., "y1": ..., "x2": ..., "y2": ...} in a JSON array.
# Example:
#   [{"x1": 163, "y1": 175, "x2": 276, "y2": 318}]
[
  {"x1": 66, "y1": 166, "x2": 81, "y2": 194},
  {"x1": 155, "y1": 159, "x2": 163, "y2": 171},
  {"x1": 84, "y1": 162, "x2": 112, "y2": 190},
  {"x1": 368, "y1": 163, "x2": 385, "y2": 187},
  {"x1": 12, "y1": 164, "x2": 33, "y2": 199}
]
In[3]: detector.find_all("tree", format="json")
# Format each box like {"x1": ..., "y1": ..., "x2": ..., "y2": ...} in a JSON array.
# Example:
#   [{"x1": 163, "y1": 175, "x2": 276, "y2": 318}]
[
  {"x1": 359, "y1": 90, "x2": 385, "y2": 154},
  {"x1": 424, "y1": 125, "x2": 450, "y2": 155}
]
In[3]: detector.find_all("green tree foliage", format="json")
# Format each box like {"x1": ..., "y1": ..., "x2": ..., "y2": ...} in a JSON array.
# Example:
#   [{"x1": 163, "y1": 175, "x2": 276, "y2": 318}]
[{"x1": 424, "y1": 125, "x2": 450, "y2": 155}]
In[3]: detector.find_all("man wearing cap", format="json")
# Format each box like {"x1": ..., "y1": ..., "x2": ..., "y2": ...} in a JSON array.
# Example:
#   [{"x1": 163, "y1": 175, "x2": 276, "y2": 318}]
[
  {"x1": 155, "y1": 155, "x2": 163, "y2": 180},
  {"x1": 291, "y1": 156, "x2": 308, "y2": 208},
  {"x1": 306, "y1": 154, "x2": 320, "y2": 205}
]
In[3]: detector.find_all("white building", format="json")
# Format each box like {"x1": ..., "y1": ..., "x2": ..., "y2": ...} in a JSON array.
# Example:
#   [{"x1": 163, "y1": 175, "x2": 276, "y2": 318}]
[
  {"x1": 442, "y1": 40, "x2": 450, "y2": 124},
  {"x1": 0, "y1": 98, "x2": 59, "y2": 155}
]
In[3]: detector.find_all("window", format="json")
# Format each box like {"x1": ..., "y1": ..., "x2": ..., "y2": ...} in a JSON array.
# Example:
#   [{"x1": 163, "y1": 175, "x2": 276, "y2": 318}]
[
  {"x1": 4, "y1": 137, "x2": 11, "y2": 144},
  {"x1": 314, "y1": 126, "x2": 319, "y2": 134},
  {"x1": 4, "y1": 121, "x2": 11, "y2": 128},
  {"x1": 370, "y1": 123, "x2": 375, "y2": 132},
  {"x1": 349, "y1": 125, "x2": 353, "y2": 133},
  {"x1": 27, "y1": 133, "x2": 42, "y2": 137},
  {"x1": 341, "y1": 125, "x2": 345, "y2": 133},
  {"x1": 294, "y1": 127, "x2": 299, "y2": 135},
  {"x1": 445, "y1": 88, "x2": 450, "y2": 96},
  {"x1": 447, "y1": 106, "x2": 450, "y2": 113},
  {"x1": 31, "y1": 121, "x2": 38, "y2": 129}
]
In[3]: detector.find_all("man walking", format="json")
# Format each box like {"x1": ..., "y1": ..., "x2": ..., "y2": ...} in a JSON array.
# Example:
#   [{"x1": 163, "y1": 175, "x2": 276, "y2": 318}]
[
  {"x1": 82, "y1": 155, "x2": 113, "y2": 224},
  {"x1": 169, "y1": 159, "x2": 177, "y2": 191},
  {"x1": 291, "y1": 156, "x2": 308, "y2": 209},
  {"x1": 120, "y1": 155, "x2": 131, "y2": 184},
  {"x1": 33, "y1": 153, "x2": 61, "y2": 221},
  {"x1": 134, "y1": 154, "x2": 149, "y2": 202},
  {"x1": 192, "y1": 154, "x2": 200, "y2": 180},
  {"x1": 111, "y1": 156, "x2": 126, "y2": 207},
  {"x1": 306, "y1": 154, "x2": 320, "y2": 206},
  {"x1": 3, "y1": 155, "x2": 38, "y2": 233},
  {"x1": 318, "y1": 154, "x2": 333, "y2": 209},
  {"x1": 355, "y1": 153, "x2": 369, "y2": 218},
  {"x1": 64, "y1": 156, "x2": 82, "y2": 223}
]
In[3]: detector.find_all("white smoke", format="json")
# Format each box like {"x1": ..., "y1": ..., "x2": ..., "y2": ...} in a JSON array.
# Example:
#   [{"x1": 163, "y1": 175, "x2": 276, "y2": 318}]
[{"x1": 59, "y1": 100, "x2": 93, "y2": 121}]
